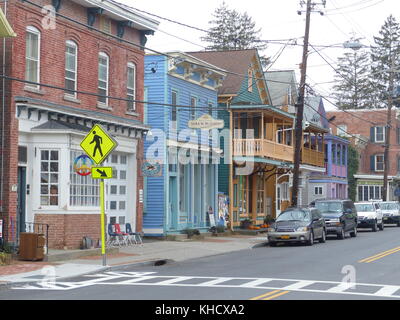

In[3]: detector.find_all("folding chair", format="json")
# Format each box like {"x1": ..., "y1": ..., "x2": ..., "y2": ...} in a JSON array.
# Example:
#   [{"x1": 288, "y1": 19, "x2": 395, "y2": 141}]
[
  {"x1": 114, "y1": 223, "x2": 129, "y2": 246},
  {"x1": 126, "y1": 223, "x2": 143, "y2": 245}
]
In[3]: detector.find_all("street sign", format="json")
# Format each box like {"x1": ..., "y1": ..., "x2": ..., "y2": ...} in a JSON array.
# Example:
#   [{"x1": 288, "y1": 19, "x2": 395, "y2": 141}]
[
  {"x1": 80, "y1": 124, "x2": 118, "y2": 164},
  {"x1": 91, "y1": 167, "x2": 113, "y2": 179}
]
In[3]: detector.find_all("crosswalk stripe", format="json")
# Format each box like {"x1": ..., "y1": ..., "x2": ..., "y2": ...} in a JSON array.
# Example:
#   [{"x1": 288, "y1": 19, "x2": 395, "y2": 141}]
[
  {"x1": 282, "y1": 280, "x2": 315, "y2": 291},
  {"x1": 374, "y1": 285, "x2": 400, "y2": 297},
  {"x1": 240, "y1": 279, "x2": 272, "y2": 287},
  {"x1": 198, "y1": 278, "x2": 233, "y2": 286},
  {"x1": 155, "y1": 277, "x2": 193, "y2": 285}
]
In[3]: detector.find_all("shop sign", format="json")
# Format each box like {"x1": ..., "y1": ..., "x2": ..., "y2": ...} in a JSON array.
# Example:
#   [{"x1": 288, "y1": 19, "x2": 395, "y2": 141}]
[{"x1": 188, "y1": 114, "x2": 224, "y2": 130}]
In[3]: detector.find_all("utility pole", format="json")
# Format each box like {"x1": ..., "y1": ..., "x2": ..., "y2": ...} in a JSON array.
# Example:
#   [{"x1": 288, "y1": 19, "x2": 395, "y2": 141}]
[{"x1": 291, "y1": 0, "x2": 326, "y2": 207}]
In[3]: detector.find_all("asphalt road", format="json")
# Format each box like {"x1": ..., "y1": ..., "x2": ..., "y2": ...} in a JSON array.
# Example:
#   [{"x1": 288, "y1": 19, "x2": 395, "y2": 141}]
[{"x1": 2, "y1": 225, "x2": 400, "y2": 303}]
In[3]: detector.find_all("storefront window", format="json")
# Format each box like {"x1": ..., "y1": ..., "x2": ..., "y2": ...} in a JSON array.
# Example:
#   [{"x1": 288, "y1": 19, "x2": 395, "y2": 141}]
[{"x1": 70, "y1": 150, "x2": 100, "y2": 207}]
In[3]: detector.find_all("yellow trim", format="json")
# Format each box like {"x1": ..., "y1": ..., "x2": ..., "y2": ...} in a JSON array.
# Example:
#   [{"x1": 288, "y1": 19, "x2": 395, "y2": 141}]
[{"x1": 0, "y1": 7, "x2": 16, "y2": 38}]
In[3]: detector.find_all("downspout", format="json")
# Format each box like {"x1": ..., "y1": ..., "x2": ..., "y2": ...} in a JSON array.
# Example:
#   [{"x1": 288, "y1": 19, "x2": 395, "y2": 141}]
[{"x1": 0, "y1": 0, "x2": 8, "y2": 214}]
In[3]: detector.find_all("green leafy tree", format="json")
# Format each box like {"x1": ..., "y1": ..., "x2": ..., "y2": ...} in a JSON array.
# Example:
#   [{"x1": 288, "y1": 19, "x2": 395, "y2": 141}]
[
  {"x1": 347, "y1": 145, "x2": 359, "y2": 202},
  {"x1": 370, "y1": 15, "x2": 400, "y2": 108},
  {"x1": 332, "y1": 37, "x2": 374, "y2": 110}
]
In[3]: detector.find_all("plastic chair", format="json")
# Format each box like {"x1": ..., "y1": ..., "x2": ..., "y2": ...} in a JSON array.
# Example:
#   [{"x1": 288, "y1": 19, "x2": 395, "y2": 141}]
[
  {"x1": 114, "y1": 223, "x2": 129, "y2": 246},
  {"x1": 107, "y1": 224, "x2": 121, "y2": 247},
  {"x1": 126, "y1": 223, "x2": 143, "y2": 245}
]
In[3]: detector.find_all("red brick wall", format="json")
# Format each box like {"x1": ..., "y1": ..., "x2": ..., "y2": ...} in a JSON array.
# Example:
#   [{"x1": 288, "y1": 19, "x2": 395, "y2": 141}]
[
  {"x1": 326, "y1": 110, "x2": 400, "y2": 175},
  {"x1": 35, "y1": 214, "x2": 105, "y2": 249},
  {"x1": 0, "y1": 0, "x2": 147, "y2": 243}
]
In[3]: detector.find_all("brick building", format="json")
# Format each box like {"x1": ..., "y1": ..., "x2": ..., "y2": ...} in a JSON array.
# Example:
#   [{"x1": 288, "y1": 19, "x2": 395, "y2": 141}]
[
  {"x1": 326, "y1": 109, "x2": 400, "y2": 201},
  {"x1": 0, "y1": 0, "x2": 159, "y2": 249}
]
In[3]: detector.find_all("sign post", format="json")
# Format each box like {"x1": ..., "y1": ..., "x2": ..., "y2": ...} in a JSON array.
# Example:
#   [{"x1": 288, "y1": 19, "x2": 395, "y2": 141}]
[{"x1": 80, "y1": 124, "x2": 118, "y2": 267}]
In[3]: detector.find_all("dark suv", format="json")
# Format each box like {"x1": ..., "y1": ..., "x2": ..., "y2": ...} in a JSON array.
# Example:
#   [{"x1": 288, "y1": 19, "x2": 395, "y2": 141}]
[{"x1": 312, "y1": 199, "x2": 358, "y2": 239}]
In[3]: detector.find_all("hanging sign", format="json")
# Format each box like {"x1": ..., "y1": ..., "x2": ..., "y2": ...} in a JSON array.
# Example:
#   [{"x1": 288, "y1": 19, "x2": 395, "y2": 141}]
[
  {"x1": 188, "y1": 114, "x2": 224, "y2": 130},
  {"x1": 73, "y1": 154, "x2": 94, "y2": 176},
  {"x1": 91, "y1": 167, "x2": 113, "y2": 179}
]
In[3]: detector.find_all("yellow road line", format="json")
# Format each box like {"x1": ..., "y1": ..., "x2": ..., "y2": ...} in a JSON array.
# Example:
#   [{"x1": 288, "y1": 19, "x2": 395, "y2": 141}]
[
  {"x1": 359, "y1": 246, "x2": 400, "y2": 263},
  {"x1": 250, "y1": 290, "x2": 282, "y2": 300},
  {"x1": 263, "y1": 290, "x2": 290, "y2": 300}
]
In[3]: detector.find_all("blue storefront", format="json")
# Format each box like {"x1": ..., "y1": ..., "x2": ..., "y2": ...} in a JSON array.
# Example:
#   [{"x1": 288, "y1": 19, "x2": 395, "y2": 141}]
[{"x1": 143, "y1": 52, "x2": 226, "y2": 236}]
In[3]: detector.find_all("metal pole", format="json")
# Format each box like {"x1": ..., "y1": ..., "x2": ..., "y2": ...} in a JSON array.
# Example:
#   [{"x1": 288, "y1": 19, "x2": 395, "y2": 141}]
[
  {"x1": 100, "y1": 179, "x2": 106, "y2": 266},
  {"x1": 291, "y1": 0, "x2": 312, "y2": 207}
]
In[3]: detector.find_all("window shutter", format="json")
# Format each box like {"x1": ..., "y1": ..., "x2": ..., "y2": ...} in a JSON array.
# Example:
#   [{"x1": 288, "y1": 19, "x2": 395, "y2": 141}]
[
  {"x1": 370, "y1": 127, "x2": 375, "y2": 143},
  {"x1": 370, "y1": 155, "x2": 375, "y2": 171}
]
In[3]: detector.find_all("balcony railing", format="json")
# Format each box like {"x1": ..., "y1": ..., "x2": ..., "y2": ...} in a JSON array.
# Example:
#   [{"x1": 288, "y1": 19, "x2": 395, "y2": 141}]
[
  {"x1": 302, "y1": 148, "x2": 325, "y2": 167},
  {"x1": 233, "y1": 139, "x2": 294, "y2": 163}
]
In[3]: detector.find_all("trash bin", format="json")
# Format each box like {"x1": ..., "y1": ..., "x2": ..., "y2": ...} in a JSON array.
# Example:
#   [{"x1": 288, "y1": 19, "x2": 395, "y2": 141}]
[{"x1": 19, "y1": 232, "x2": 45, "y2": 261}]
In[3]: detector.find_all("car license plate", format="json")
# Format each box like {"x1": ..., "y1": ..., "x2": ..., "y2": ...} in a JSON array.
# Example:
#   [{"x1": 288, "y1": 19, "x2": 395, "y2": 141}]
[
  {"x1": 383, "y1": 217, "x2": 388, "y2": 220},
  {"x1": 280, "y1": 235, "x2": 290, "y2": 240}
]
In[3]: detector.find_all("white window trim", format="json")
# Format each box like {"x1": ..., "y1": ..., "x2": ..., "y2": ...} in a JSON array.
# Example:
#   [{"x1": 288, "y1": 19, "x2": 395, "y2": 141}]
[
  {"x1": 127, "y1": 62, "x2": 136, "y2": 112},
  {"x1": 375, "y1": 126, "x2": 385, "y2": 143},
  {"x1": 375, "y1": 154, "x2": 385, "y2": 172},
  {"x1": 65, "y1": 40, "x2": 78, "y2": 98},
  {"x1": 314, "y1": 186, "x2": 323, "y2": 195},
  {"x1": 39, "y1": 148, "x2": 60, "y2": 208},
  {"x1": 98, "y1": 52, "x2": 109, "y2": 106},
  {"x1": 25, "y1": 26, "x2": 41, "y2": 89}
]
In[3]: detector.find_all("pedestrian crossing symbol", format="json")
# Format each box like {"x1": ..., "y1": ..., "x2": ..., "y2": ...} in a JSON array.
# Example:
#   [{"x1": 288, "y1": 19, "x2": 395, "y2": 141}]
[{"x1": 80, "y1": 124, "x2": 118, "y2": 164}]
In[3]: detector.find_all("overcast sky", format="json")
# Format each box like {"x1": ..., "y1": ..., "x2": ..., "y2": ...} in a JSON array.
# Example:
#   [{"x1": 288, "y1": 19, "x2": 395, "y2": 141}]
[{"x1": 119, "y1": 0, "x2": 399, "y2": 110}]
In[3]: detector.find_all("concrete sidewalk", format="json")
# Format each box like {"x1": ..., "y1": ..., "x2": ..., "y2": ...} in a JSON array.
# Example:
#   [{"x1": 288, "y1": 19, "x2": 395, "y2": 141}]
[{"x1": 0, "y1": 234, "x2": 268, "y2": 288}]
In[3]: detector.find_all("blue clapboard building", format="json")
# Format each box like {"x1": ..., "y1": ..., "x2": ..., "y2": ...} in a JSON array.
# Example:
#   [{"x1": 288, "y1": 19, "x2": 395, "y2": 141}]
[{"x1": 143, "y1": 52, "x2": 226, "y2": 236}]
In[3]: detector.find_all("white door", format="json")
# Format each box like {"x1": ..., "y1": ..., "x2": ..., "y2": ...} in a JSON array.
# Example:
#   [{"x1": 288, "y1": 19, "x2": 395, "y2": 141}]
[{"x1": 105, "y1": 153, "x2": 129, "y2": 229}]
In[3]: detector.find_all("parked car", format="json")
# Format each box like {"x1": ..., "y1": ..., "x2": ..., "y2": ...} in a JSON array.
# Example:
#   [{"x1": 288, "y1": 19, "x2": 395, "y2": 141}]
[
  {"x1": 354, "y1": 202, "x2": 384, "y2": 231},
  {"x1": 267, "y1": 207, "x2": 326, "y2": 247},
  {"x1": 312, "y1": 199, "x2": 358, "y2": 239},
  {"x1": 379, "y1": 201, "x2": 400, "y2": 226}
]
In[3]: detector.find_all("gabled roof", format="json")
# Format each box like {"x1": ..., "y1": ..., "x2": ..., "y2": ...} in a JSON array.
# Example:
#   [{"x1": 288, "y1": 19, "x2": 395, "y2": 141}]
[
  {"x1": 264, "y1": 70, "x2": 297, "y2": 109},
  {"x1": 187, "y1": 49, "x2": 269, "y2": 102}
]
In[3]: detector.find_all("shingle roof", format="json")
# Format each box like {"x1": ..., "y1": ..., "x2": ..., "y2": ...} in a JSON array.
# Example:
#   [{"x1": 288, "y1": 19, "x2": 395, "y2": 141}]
[{"x1": 187, "y1": 49, "x2": 258, "y2": 96}]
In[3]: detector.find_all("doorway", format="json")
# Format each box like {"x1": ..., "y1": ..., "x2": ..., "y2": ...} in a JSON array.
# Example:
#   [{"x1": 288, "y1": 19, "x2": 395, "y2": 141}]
[
  {"x1": 17, "y1": 167, "x2": 27, "y2": 236},
  {"x1": 169, "y1": 176, "x2": 178, "y2": 230}
]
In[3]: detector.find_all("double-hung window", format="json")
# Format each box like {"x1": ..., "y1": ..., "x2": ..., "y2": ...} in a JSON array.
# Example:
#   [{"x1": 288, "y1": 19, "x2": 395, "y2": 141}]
[
  {"x1": 65, "y1": 41, "x2": 78, "y2": 97},
  {"x1": 98, "y1": 52, "x2": 109, "y2": 105},
  {"x1": 25, "y1": 26, "x2": 40, "y2": 87},
  {"x1": 190, "y1": 96, "x2": 197, "y2": 120},
  {"x1": 375, "y1": 126, "x2": 385, "y2": 143},
  {"x1": 127, "y1": 62, "x2": 136, "y2": 112},
  {"x1": 171, "y1": 90, "x2": 178, "y2": 131},
  {"x1": 375, "y1": 154, "x2": 385, "y2": 172}
]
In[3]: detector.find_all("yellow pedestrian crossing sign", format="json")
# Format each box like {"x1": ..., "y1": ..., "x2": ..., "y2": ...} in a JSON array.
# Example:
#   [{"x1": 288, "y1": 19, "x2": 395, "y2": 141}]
[
  {"x1": 80, "y1": 124, "x2": 118, "y2": 164},
  {"x1": 91, "y1": 167, "x2": 113, "y2": 179}
]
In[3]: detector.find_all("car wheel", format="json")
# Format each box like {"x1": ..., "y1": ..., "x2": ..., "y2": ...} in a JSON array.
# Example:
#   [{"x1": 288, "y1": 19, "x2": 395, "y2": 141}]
[
  {"x1": 379, "y1": 221, "x2": 384, "y2": 231},
  {"x1": 350, "y1": 226, "x2": 357, "y2": 238},
  {"x1": 306, "y1": 231, "x2": 314, "y2": 246},
  {"x1": 397, "y1": 221, "x2": 400, "y2": 227},
  {"x1": 269, "y1": 242, "x2": 277, "y2": 247},
  {"x1": 372, "y1": 220, "x2": 378, "y2": 232},
  {"x1": 319, "y1": 229, "x2": 326, "y2": 243},
  {"x1": 337, "y1": 227, "x2": 345, "y2": 240}
]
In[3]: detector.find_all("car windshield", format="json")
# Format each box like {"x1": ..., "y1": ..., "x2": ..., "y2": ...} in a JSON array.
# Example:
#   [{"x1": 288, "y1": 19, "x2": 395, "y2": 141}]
[
  {"x1": 355, "y1": 204, "x2": 374, "y2": 212},
  {"x1": 315, "y1": 202, "x2": 342, "y2": 213},
  {"x1": 380, "y1": 203, "x2": 398, "y2": 210},
  {"x1": 276, "y1": 210, "x2": 311, "y2": 222}
]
